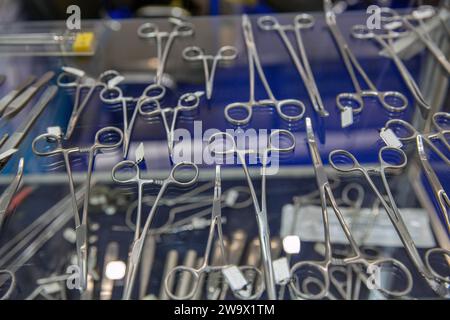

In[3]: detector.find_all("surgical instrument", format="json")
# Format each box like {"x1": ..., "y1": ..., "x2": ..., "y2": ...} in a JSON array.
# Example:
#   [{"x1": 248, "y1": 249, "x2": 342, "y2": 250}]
[
  {"x1": 174, "y1": 249, "x2": 198, "y2": 299},
  {"x1": 182, "y1": 46, "x2": 238, "y2": 100},
  {"x1": 57, "y1": 67, "x2": 120, "y2": 139},
  {"x1": 0, "y1": 76, "x2": 36, "y2": 116},
  {"x1": 380, "y1": 6, "x2": 450, "y2": 74},
  {"x1": 0, "y1": 158, "x2": 24, "y2": 234},
  {"x1": 0, "y1": 270, "x2": 15, "y2": 300},
  {"x1": 383, "y1": 113, "x2": 450, "y2": 164},
  {"x1": 100, "y1": 83, "x2": 166, "y2": 158},
  {"x1": 257, "y1": 15, "x2": 329, "y2": 117},
  {"x1": 329, "y1": 146, "x2": 449, "y2": 296},
  {"x1": 417, "y1": 135, "x2": 450, "y2": 233},
  {"x1": 138, "y1": 18, "x2": 194, "y2": 85},
  {"x1": 138, "y1": 91, "x2": 203, "y2": 158},
  {"x1": 0, "y1": 85, "x2": 57, "y2": 168},
  {"x1": 224, "y1": 15, "x2": 306, "y2": 126},
  {"x1": 289, "y1": 118, "x2": 412, "y2": 299},
  {"x1": 323, "y1": 0, "x2": 408, "y2": 122},
  {"x1": 165, "y1": 166, "x2": 263, "y2": 300},
  {"x1": 139, "y1": 234, "x2": 156, "y2": 299},
  {"x1": 208, "y1": 129, "x2": 296, "y2": 299},
  {"x1": 32, "y1": 126, "x2": 123, "y2": 291},
  {"x1": 2, "y1": 71, "x2": 54, "y2": 118},
  {"x1": 350, "y1": 19, "x2": 431, "y2": 117},
  {"x1": 112, "y1": 156, "x2": 198, "y2": 300}
]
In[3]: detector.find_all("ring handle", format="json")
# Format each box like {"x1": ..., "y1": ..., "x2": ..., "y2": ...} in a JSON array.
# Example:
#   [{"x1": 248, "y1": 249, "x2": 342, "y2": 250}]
[
  {"x1": 173, "y1": 22, "x2": 195, "y2": 37},
  {"x1": 56, "y1": 71, "x2": 79, "y2": 87},
  {"x1": 383, "y1": 119, "x2": 417, "y2": 142},
  {"x1": 99, "y1": 86, "x2": 125, "y2": 104},
  {"x1": 275, "y1": 99, "x2": 306, "y2": 122},
  {"x1": 329, "y1": 149, "x2": 361, "y2": 173},
  {"x1": 217, "y1": 46, "x2": 238, "y2": 61},
  {"x1": 341, "y1": 183, "x2": 365, "y2": 209},
  {"x1": 351, "y1": 25, "x2": 374, "y2": 40},
  {"x1": 99, "y1": 70, "x2": 121, "y2": 83},
  {"x1": 257, "y1": 16, "x2": 280, "y2": 31},
  {"x1": 94, "y1": 126, "x2": 124, "y2": 150},
  {"x1": 0, "y1": 270, "x2": 15, "y2": 300},
  {"x1": 138, "y1": 97, "x2": 162, "y2": 118},
  {"x1": 137, "y1": 22, "x2": 159, "y2": 38},
  {"x1": 32, "y1": 133, "x2": 64, "y2": 157},
  {"x1": 432, "y1": 112, "x2": 450, "y2": 133},
  {"x1": 178, "y1": 92, "x2": 202, "y2": 111},
  {"x1": 141, "y1": 83, "x2": 166, "y2": 102},
  {"x1": 378, "y1": 91, "x2": 408, "y2": 113},
  {"x1": 289, "y1": 261, "x2": 329, "y2": 300},
  {"x1": 268, "y1": 129, "x2": 296, "y2": 153},
  {"x1": 182, "y1": 46, "x2": 204, "y2": 61},
  {"x1": 111, "y1": 160, "x2": 140, "y2": 184},
  {"x1": 164, "y1": 266, "x2": 199, "y2": 300},
  {"x1": 224, "y1": 102, "x2": 252, "y2": 126},
  {"x1": 169, "y1": 162, "x2": 199, "y2": 187},
  {"x1": 378, "y1": 146, "x2": 407, "y2": 170},
  {"x1": 424, "y1": 248, "x2": 450, "y2": 283},
  {"x1": 208, "y1": 131, "x2": 238, "y2": 156},
  {"x1": 336, "y1": 93, "x2": 363, "y2": 114},
  {"x1": 294, "y1": 13, "x2": 315, "y2": 29}
]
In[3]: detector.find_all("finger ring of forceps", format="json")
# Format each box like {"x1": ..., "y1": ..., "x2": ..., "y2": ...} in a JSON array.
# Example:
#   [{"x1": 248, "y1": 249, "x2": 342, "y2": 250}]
[
  {"x1": 32, "y1": 126, "x2": 124, "y2": 292},
  {"x1": 224, "y1": 15, "x2": 306, "y2": 126},
  {"x1": 183, "y1": 45, "x2": 238, "y2": 100}
]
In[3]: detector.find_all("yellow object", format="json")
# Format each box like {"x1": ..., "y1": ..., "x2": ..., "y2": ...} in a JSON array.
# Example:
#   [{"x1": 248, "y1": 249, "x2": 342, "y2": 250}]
[{"x1": 72, "y1": 32, "x2": 94, "y2": 53}]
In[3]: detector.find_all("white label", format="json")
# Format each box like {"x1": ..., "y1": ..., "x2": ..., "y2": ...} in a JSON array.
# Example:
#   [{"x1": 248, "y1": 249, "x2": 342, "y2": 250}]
[
  {"x1": 288, "y1": 205, "x2": 435, "y2": 248},
  {"x1": 135, "y1": 142, "x2": 145, "y2": 163},
  {"x1": 225, "y1": 189, "x2": 239, "y2": 207},
  {"x1": 62, "y1": 66, "x2": 85, "y2": 78},
  {"x1": 222, "y1": 266, "x2": 248, "y2": 292},
  {"x1": 282, "y1": 235, "x2": 301, "y2": 254},
  {"x1": 273, "y1": 257, "x2": 291, "y2": 285},
  {"x1": 380, "y1": 128, "x2": 403, "y2": 148},
  {"x1": 47, "y1": 126, "x2": 62, "y2": 136},
  {"x1": 341, "y1": 107, "x2": 353, "y2": 128},
  {"x1": 63, "y1": 228, "x2": 77, "y2": 244},
  {"x1": 108, "y1": 75, "x2": 124, "y2": 88}
]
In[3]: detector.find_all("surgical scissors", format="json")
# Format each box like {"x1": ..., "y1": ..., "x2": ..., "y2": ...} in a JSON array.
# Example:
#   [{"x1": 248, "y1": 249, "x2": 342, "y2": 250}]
[
  {"x1": 100, "y1": 83, "x2": 166, "y2": 158},
  {"x1": 323, "y1": 0, "x2": 408, "y2": 117},
  {"x1": 257, "y1": 14, "x2": 329, "y2": 117},
  {"x1": 225, "y1": 15, "x2": 306, "y2": 126},
  {"x1": 165, "y1": 166, "x2": 264, "y2": 300},
  {"x1": 57, "y1": 67, "x2": 120, "y2": 139},
  {"x1": 183, "y1": 46, "x2": 238, "y2": 100},
  {"x1": 138, "y1": 18, "x2": 194, "y2": 85},
  {"x1": 350, "y1": 18, "x2": 431, "y2": 117},
  {"x1": 32, "y1": 126, "x2": 123, "y2": 291},
  {"x1": 329, "y1": 146, "x2": 449, "y2": 297},
  {"x1": 208, "y1": 129, "x2": 296, "y2": 300},
  {"x1": 138, "y1": 91, "x2": 203, "y2": 158},
  {"x1": 380, "y1": 6, "x2": 450, "y2": 74},
  {"x1": 289, "y1": 118, "x2": 412, "y2": 300},
  {"x1": 112, "y1": 155, "x2": 199, "y2": 300},
  {"x1": 0, "y1": 158, "x2": 24, "y2": 235}
]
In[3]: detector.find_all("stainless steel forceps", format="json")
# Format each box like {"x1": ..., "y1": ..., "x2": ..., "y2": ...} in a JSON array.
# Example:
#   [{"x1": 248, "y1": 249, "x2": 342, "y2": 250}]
[
  {"x1": 257, "y1": 14, "x2": 329, "y2": 117},
  {"x1": 329, "y1": 146, "x2": 449, "y2": 297},
  {"x1": 112, "y1": 154, "x2": 199, "y2": 300},
  {"x1": 224, "y1": 15, "x2": 306, "y2": 126},
  {"x1": 324, "y1": 0, "x2": 408, "y2": 117},
  {"x1": 164, "y1": 166, "x2": 264, "y2": 300},
  {"x1": 289, "y1": 118, "x2": 412, "y2": 300},
  {"x1": 32, "y1": 126, "x2": 124, "y2": 291},
  {"x1": 138, "y1": 18, "x2": 194, "y2": 85},
  {"x1": 57, "y1": 67, "x2": 120, "y2": 139},
  {"x1": 208, "y1": 129, "x2": 296, "y2": 299},
  {"x1": 0, "y1": 158, "x2": 24, "y2": 235}
]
